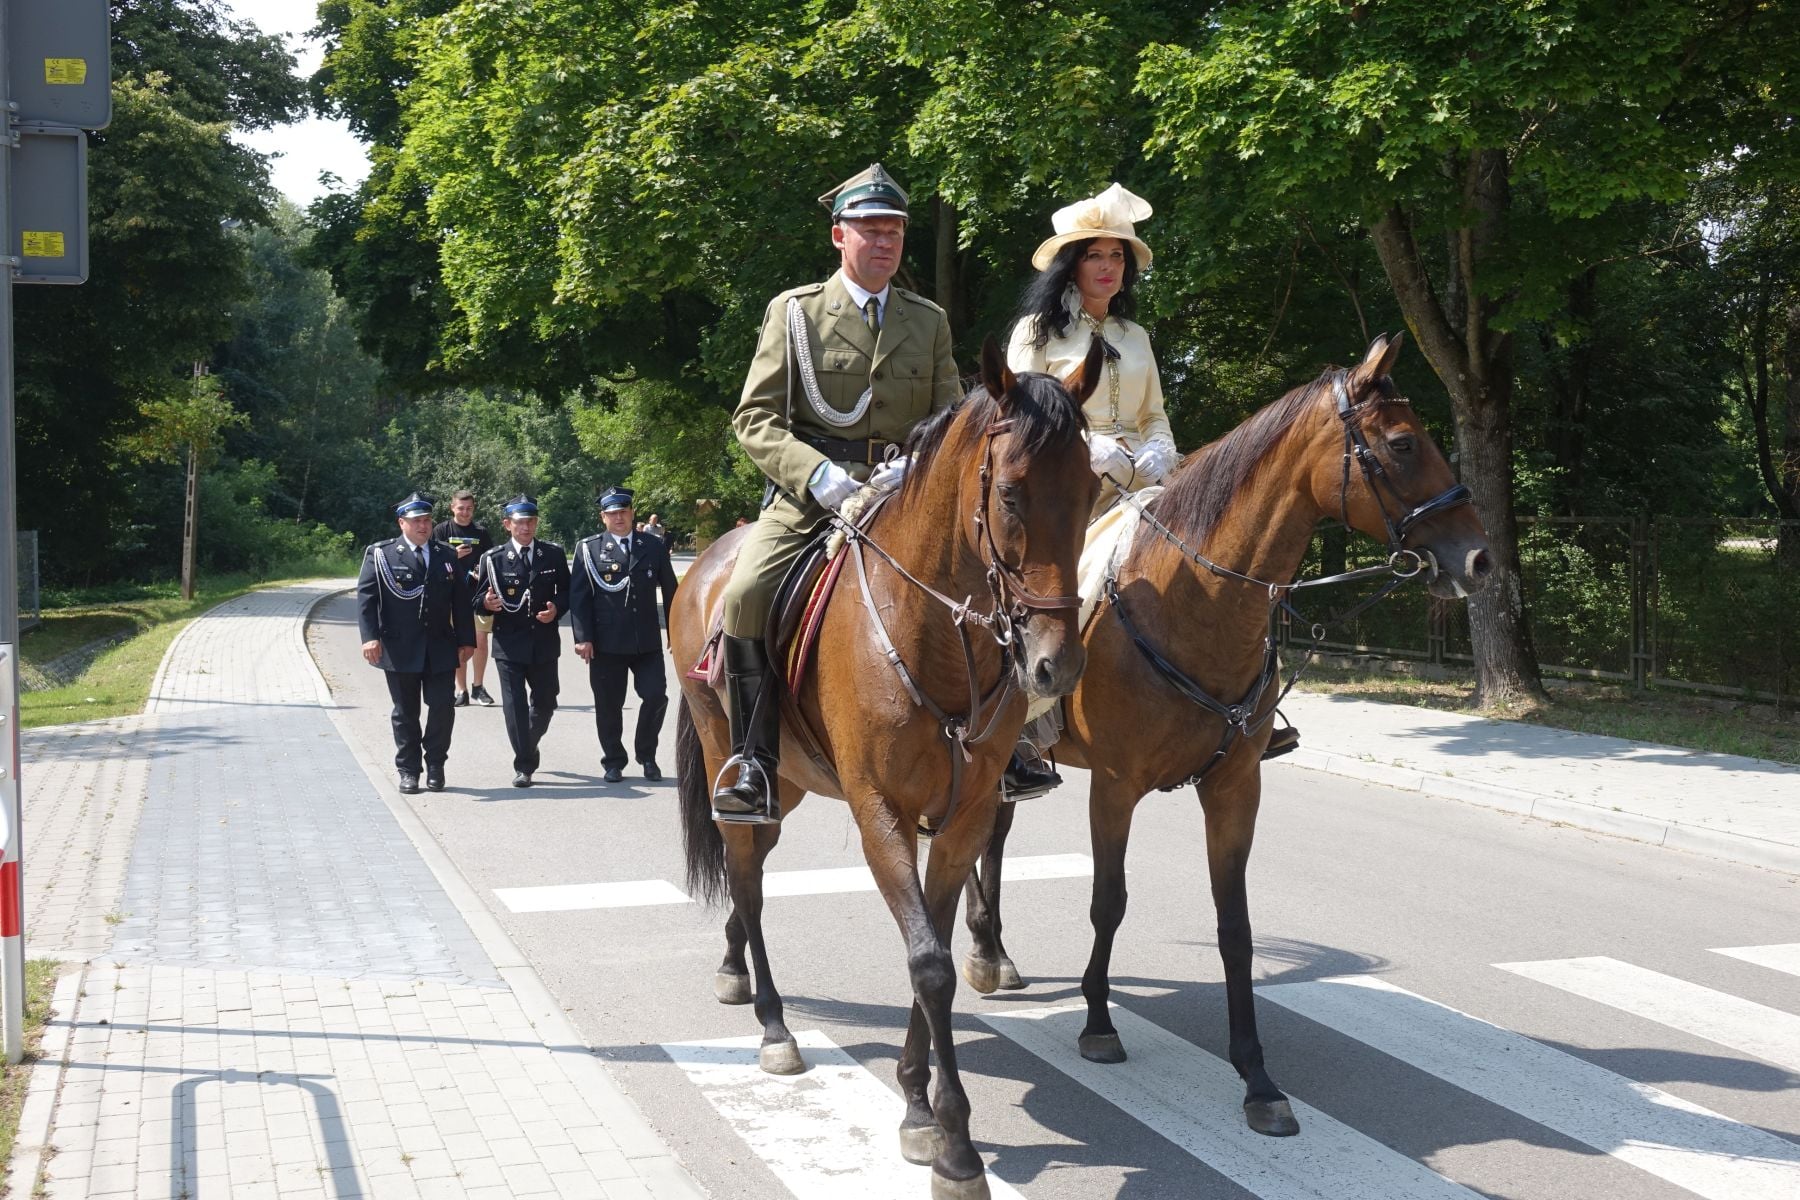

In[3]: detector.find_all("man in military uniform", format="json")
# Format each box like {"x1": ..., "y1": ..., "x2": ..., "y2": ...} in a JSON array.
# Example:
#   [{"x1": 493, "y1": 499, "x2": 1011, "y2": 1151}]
[
  {"x1": 571, "y1": 486, "x2": 681, "y2": 783},
  {"x1": 711, "y1": 163, "x2": 962, "y2": 822},
  {"x1": 357, "y1": 492, "x2": 476, "y2": 794},
  {"x1": 478, "y1": 496, "x2": 570, "y2": 787}
]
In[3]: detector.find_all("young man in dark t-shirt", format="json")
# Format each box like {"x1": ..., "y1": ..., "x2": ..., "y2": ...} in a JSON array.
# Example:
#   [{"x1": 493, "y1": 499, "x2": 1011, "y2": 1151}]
[{"x1": 435, "y1": 490, "x2": 497, "y2": 706}]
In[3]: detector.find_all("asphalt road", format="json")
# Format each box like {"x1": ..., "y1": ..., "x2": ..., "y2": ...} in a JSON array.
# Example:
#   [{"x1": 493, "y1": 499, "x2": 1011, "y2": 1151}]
[{"x1": 309, "y1": 590, "x2": 1800, "y2": 1200}]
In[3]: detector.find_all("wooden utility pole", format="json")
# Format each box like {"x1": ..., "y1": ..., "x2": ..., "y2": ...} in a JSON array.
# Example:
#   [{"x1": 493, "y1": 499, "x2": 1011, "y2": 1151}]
[{"x1": 181, "y1": 363, "x2": 203, "y2": 600}]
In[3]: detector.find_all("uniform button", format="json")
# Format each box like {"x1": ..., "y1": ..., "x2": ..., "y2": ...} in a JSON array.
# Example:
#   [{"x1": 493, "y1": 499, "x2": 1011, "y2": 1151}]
[
  {"x1": 875, "y1": 400, "x2": 886, "y2": 409},
  {"x1": 873, "y1": 370, "x2": 883, "y2": 380}
]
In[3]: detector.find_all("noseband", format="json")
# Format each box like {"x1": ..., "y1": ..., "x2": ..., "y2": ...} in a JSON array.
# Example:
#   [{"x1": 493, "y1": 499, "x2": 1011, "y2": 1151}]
[{"x1": 1332, "y1": 376, "x2": 1473, "y2": 573}]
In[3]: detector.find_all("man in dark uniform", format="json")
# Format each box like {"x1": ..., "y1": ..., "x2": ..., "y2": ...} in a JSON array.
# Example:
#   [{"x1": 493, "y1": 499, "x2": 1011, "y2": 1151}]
[
  {"x1": 357, "y1": 492, "x2": 476, "y2": 794},
  {"x1": 570, "y1": 486, "x2": 680, "y2": 783},
  {"x1": 478, "y1": 496, "x2": 569, "y2": 787}
]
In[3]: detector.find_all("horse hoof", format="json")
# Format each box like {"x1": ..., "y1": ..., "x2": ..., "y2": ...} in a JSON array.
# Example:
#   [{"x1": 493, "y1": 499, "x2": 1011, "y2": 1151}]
[
  {"x1": 898, "y1": 1122, "x2": 946, "y2": 1165},
  {"x1": 961, "y1": 955, "x2": 1000, "y2": 995},
  {"x1": 1079, "y1": 1033, "x2": 1127, "y2": 1064},
  {"x1": 759, "y1": 1039, "x2": 805, "y2": 1076},
  {"x1": 713, "y1": 972, "x2": 752, "y2": 1005},
  {"x1": 995, "y1": 959, "x2": 1025, "y2": 990},
  {"x1": 1245, "y1": 1098, "x2": 1301, "y2": 1137},
  {"x1": 930, "y1": 1169, "x2": 991, "y2": 1200}
]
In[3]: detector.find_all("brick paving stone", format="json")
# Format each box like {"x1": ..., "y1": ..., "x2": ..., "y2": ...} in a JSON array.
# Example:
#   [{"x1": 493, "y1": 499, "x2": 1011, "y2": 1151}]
[{"x1": 13, "y1": 585, "x2": 701, "y2": 1200}]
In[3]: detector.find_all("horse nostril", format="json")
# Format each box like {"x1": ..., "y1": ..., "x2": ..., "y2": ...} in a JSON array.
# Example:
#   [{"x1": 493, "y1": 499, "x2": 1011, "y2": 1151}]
[{"x1": 1469, "y1": 549, "x2": 1493, "y2": 578}]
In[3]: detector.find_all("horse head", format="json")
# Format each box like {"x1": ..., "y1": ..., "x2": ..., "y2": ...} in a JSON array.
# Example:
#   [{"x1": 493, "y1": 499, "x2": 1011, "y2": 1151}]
[{"x1": 1318, "y1": 333, "x2": 1494, "y2": 600}]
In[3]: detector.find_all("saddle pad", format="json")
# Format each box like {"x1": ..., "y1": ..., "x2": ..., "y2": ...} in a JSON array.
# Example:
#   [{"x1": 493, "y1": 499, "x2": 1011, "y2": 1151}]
[
  {"x1": 785, "y1": 548, "x2": 849, "y2": 693},
  {"x1": 1022, "y1": 485, "x2": 1162, "y2": 725}
]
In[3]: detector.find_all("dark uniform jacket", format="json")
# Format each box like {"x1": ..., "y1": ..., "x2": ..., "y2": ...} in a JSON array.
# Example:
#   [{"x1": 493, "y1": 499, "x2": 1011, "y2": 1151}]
[
  {"x1": 356, "y1": 537, "x2": 475, "y2": 673},
  {"x1": 570, "y1": 531, "x2": 679, "y2": 657},
  {"x1": 479, "y1": 540, "x2": 569, "y2": 664}
]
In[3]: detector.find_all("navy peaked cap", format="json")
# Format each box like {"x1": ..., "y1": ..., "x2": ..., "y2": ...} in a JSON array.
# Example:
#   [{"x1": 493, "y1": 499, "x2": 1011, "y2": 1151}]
[{"x1": 394, "y1": 491, "x2": 434, "y2": 518}]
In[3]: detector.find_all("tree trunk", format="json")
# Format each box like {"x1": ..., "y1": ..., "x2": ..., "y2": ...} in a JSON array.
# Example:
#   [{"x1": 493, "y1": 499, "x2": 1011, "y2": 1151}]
[
  {"x1": 1369, "y1": 169, "x2": 1548, "y2": 710},
  {"x1": 181, "y1": 443, "x2": 198, "y2": 602},
  {"x1": 1780, "y1": 299, "x2": 1800, "y2": 566}
]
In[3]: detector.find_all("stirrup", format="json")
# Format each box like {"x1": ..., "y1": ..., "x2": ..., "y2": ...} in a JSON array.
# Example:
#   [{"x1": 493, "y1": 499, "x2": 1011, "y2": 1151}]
[
  {"x1": 1001, "y1": 748, "x2": 1060, "y2": 803},
  {"x1": 711, "y1": 754, "x2": 780, "y2": 825},
  {"x1": 1262, "y1": 723, "x2": 1301, "y2": 761}
]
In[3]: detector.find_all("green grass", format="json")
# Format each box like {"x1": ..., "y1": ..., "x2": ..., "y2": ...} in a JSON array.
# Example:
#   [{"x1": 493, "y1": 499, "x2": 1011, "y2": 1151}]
[
  {"x1": 19, "y1": 560, "x2": 357, "y2": 729},
  {"x1": 0, "y1": 959, "x2": 66, "y2": 1193},
  {"x1": 1296, "y1": 661, "x2": 1800, "y2": 765}
]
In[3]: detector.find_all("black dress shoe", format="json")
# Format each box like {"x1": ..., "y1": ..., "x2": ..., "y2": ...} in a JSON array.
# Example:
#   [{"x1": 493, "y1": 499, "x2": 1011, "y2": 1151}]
[
  {"x1": 397, "y1": 772, "x2": 421, "y2": 795},
  {"x1": 1262, "y1": 726, "x2": 1301, "y2": 760},
  {"x1": 602, "y1": 765, "x2": 624, "y2": 783},
  {"x1": 425, "y1": 769, "x2": 445, "y2": 792},
  {"x1": 642, "y1": 762, "x2": 662, "y2": 782},
  {"x1": 1001, "y1": 752, "x2": 1060, "y2": 800},
  {"x1": 512, "y1": 771, "x2": 532, "y2": 788}
]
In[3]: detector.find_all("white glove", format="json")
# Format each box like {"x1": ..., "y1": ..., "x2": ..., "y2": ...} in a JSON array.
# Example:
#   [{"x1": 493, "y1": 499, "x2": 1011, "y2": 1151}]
[
  {"x1": 1087, "y1": 432, "x2": 1134, "y2": 488},
  {"x1": 808, "y1": 461, "x2": 860, "y2": 512},
  {"x1": 868, "y1": 455, "x2": 910, "y2": 492},
  {"x1": 1133, "y1": 437, "x2": 1179, "y2": 483}
]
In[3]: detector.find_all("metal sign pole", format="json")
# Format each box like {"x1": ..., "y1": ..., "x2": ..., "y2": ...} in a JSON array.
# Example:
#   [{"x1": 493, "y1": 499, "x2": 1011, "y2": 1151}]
[{"x1": 0, "y1": 0, "x2": 30, "y2": 1067}]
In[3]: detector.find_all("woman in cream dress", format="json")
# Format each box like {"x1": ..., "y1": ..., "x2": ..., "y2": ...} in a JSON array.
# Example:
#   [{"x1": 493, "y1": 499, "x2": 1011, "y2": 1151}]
[{"x1": 1007, "y1": 183, "x2": 1178, "y2": 507}]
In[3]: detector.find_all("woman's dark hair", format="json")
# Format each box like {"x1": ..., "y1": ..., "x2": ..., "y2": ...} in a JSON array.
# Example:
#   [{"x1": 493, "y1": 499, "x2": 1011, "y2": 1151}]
[{"x1": 1012, "y1": 237, "x2": 1140, "y2": 348}]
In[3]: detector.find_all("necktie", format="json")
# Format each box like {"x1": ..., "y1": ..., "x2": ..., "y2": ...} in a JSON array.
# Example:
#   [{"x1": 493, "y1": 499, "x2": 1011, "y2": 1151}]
[{"x1": 863, "y1": 296, "x2": 880, "y2": 336}]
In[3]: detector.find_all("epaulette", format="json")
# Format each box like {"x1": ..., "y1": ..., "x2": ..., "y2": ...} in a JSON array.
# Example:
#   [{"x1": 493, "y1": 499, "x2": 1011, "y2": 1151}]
[
  {"x1": 777, "y1": 281, "x2": 827, "y2": 302},
  {"x1": 893, "y1": 286, "x2": 944, "y2": 315}
]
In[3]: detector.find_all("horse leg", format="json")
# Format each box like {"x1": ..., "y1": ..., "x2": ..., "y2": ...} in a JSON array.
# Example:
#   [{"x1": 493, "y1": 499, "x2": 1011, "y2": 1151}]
[
  {"x1": 721, "y1": 816, "x2": 803, "y2": 1075},
  {"x1": 863, "y1": 804, "x2": 992, "y2": 1198},
  {"x1": 1201, "y1": 768, "x2": 1299, "y2": 1136},
  {"x1": 714, "y1": 908, "x2": 752, "y2": 1004},
  {"x1": 960, "y1": 801, "x2": 1024, "y2": 993},
  {"x1": 1079, "y1": 780, "x2": 1140, "y2": 1063}
]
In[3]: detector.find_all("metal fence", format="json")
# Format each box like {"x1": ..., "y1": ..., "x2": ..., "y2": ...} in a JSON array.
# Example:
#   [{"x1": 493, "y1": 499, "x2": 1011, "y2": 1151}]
[
  {"x1": 1278, "y1": 517, "x2": 1800, "y2": 709},
  {"x1": 16, "y1": 532, "x2": 38, "y2": 632}
]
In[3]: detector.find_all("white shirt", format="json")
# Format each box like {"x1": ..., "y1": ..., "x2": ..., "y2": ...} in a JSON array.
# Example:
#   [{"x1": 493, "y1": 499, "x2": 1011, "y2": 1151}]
[
  {"x1": 510, "y1": 538, "x2": 534, "y2": 558},
  {"x1": 613, "y1": 534, "x2": 632, "y2": 558},
  {"x1": 841, "y1": 275, "x2": 891, "y2": 327},
  {"x1": 401, "y1": 537, "x2": 429, "y2": 569}
]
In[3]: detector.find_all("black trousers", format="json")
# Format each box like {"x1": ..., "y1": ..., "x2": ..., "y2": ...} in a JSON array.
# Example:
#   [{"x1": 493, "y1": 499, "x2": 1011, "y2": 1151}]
[
  {"x1": 495, "y1": 657, "x2": 559, "y2": 774},
  {"x1": 385, "y1": 668, "x2": 456, "y2": 773},
  {"x1": 590, "y1": 650, "x2": 668, "y2": 771}
]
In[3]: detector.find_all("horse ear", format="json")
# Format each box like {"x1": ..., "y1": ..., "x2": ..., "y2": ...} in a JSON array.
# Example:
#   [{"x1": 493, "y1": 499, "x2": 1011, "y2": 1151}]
[
  {"x1": 1354, "y1": 332, "x2": 1403, "y2": 389},
  {"x1": 1063, "y1": 333, "x2": 1105, "y2": 406},
  {"x1": 979, "y1": 335, "x2": 1014, "y2": 404}
]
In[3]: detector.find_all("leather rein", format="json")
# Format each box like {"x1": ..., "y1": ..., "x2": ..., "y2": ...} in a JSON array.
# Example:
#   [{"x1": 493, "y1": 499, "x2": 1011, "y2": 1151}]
[
  {"x1": 838, "y1": 417, "x2": 1081, "y2": 830},
  {"x1": 1104, "y1": 378, "x2": 1473, "y2": 789}
]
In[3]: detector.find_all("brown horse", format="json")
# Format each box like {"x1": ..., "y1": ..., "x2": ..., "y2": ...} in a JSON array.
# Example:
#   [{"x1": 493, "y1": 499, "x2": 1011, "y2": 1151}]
[
  {"x1": 673, "y1": 337, "x2": 1101, "y2": 1200},
  {"x1": 961, "y1": 333, "x2": 1493, "y2": 1137}
]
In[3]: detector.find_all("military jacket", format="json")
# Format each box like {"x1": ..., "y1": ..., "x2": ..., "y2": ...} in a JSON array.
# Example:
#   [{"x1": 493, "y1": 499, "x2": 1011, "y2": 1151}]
[
  {"x1": 479, "y1": 540, "x2": 570, "y2": 665},
  {"x1": 570, "y1": 531, "x2": 679, "y2": 657},
  {"x1": 356, "y1": 536, "x2": 475, "y2": 674},
  {"x1": 734, "y1": 269, "x2": 961, "y2": 529}
]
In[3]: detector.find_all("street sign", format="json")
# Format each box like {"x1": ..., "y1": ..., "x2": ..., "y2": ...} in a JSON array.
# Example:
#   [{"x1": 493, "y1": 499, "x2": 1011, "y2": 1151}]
[
  {"x1": 8, "y1": 125, "x2": 87, "y2": 285},
  {"x1": 5, "y1": 0, "x2": 111, "y2": 129}
]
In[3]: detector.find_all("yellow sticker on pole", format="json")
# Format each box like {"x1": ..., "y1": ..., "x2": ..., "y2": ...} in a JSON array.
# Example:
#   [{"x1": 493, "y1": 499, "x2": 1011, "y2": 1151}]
[
  {"x1": 44, "y1": 59, "x2": 88, "y2": 85},
  {"x1": 22, "y1": 232, "x2": 66, "y2": 259}
]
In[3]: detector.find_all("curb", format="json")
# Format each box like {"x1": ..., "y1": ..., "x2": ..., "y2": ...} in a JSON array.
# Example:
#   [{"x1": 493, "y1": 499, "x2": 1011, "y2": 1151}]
[
  {"x1": 7, "y1": 966, "x2": 83, "y2": 1198},
  {"x1": 301, "y1": 587, "x2": 709, "y2": 1200},
  {"x1": 1280, "y1": 747, "x2": 1800, "y2": 876}
]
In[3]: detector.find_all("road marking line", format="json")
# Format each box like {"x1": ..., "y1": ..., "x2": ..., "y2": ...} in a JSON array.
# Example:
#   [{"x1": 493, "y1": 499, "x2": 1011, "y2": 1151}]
[
  {"x1": 494, "y1": 854, "x2": 1092, "y2": 912},
  {"x1": 661, "y1": 1029, "x2": 1025, "y2": 1200},
  {"x1": 1498, "y1": 956, "x2": 1800, "y2": 1074},
  {"x1": 1712, "y1": 942, "x2": 1800, "y2": 978},
  {"x1": 1261, "y1": 975, "x2": 1800, "y2": 1200},
  {"x1": 494, "y1": 879, "x2": 691, "y2": 912},
  {"x1": 981, "y1": 1003, "x2": 1477, "y2": 1200}
]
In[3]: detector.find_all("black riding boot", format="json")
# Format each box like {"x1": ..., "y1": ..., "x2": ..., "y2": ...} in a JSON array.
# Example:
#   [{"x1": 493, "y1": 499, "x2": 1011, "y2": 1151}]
[
  {"x1": 1001, "y1": 740, "x2": 1061, "y2": 801},
  {"x1": 712, "y1": 635, "x2": 782, "y2": 822},
  {"x1": 1262, "y1": 724, "x2": 1301, "y2": 761}
]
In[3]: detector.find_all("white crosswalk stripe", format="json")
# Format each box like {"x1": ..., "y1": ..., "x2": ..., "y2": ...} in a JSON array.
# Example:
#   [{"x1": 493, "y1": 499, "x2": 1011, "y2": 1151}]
[
  {"x1": 980, "y1": 1003, "x2": 1479, "y2": 1199},
  {"x1": 1261, "y1": 974, "x2": 1800, "y2": 1200},
  {"x1": 494, "y1": 853, "x2": 1093, "y2": 912},
  {"x1": 1712, "y1": 941, "x2": 1800, "y2": 978},
  {"x1": 662, "y1": 1030, "x2": 1025, "y2": 1200},
  {"x1": 1498, "y1": 955, "x2": 1800, "y2": 1074}
]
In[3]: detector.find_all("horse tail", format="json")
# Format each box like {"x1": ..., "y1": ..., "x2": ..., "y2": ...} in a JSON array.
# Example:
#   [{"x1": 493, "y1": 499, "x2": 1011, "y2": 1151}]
[{"x1": 677, "y1": 696, "x2": 728, "y2": 906}]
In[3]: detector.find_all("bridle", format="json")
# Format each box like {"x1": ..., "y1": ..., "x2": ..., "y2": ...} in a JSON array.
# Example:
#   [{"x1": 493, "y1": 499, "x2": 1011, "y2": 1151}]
[
  {"x1": 838, "y1": 413, "x2": 1083, "y2": 830},
  {"x1": 1102, "y1": 373, "x2": 1473, "y2": 786}
]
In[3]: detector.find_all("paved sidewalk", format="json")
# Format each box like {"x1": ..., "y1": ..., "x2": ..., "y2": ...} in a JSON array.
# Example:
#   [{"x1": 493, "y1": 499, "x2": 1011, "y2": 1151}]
[
  {"x1": 1279, "y1": 690, "x2": 1800, "y2": 874},
  {"x1": 11, "y1": 582, "x2": 705, "y2": 1200}
]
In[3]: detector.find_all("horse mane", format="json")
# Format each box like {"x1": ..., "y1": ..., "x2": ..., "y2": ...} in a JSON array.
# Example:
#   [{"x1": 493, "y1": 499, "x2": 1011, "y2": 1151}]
[
  {"x1": 1136, "y1": 367, "x2": 1349, "y2": 561},
  {"x1": 899, "y1": 370, "x2": 1087, "y2": 503}
]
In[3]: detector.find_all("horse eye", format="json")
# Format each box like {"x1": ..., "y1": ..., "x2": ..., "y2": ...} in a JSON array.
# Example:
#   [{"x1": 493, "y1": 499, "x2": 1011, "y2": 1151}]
[
  {"x1": 1388, "y1": 435, "x2": 1415, "y2": 455},
  {"x1": 998, "y1": 483, "x2": 1021, "y2": 512}
]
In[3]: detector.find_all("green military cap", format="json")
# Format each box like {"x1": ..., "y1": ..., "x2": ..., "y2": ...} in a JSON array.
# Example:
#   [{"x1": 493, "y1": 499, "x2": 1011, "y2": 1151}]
[{"x1": 818, "y1": 163, "x2": 910, "y2": 221}]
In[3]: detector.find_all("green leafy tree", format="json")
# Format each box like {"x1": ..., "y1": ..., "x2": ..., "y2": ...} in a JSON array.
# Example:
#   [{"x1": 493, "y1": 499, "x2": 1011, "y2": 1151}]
[{"x1": 121, "y1": 373, "x2": 249, "y2": 597}]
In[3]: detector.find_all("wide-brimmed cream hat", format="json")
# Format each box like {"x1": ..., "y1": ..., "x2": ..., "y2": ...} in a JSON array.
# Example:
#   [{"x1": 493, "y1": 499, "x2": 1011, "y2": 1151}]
[{"x1": 1031, "y1": 182, "x2": 1154, "y2": 271}]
